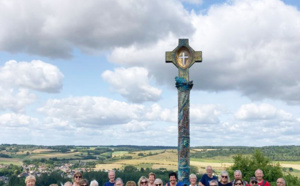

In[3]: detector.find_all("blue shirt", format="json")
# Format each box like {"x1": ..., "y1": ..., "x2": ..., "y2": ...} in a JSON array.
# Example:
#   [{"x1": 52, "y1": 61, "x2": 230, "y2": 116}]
[
  {"x1": 104, "y1": 182, "x2": 115, "y2": 186},
  {"x1": 200, "y1": 174, "x2": 218, "y2": 186}
]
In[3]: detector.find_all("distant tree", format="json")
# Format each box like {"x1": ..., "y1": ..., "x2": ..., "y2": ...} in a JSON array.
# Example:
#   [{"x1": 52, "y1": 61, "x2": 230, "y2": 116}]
[
  {"x1": 8, "y1": 175, "x2": 24, "y2": 186},
  {"x1": 283, "y1": 174, "x2": 300, "y2": 185},
  {"x1": 190, "y1": 165, "x2": 199, "y2": 174},
  {"x1": 124, "y1": 165, "x2": 138, "y2": 172}
]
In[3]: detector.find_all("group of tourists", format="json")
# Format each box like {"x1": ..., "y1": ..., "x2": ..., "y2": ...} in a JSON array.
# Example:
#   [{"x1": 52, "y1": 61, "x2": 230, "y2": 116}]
[
  {"x1": 199, "y1": 166, "x2": 285, "y2": 186},
  {"x1": 24, "y1": 166, "x2": 287, "y2": 186}
]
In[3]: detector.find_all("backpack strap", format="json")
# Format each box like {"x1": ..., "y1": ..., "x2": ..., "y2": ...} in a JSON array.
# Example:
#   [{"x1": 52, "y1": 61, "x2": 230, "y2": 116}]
[{"x1": 262, "y1": 180, "x2": 266, "y2": 186}]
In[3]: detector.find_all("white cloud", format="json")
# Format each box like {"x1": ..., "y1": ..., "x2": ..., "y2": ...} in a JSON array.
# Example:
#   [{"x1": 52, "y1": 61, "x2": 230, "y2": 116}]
[
  {"x1": 235, "y1": 103, "x2": 293, "y2": 121},
  {"x1": 0, "y1": 113, "x2": 39, "y2": 127},
  {"x1": 109, "y1": 0, "x2": 300, "y2": 105},
  {"x1": 0, "y1": 60, "x2": 63, "y2": 93},
  {"x1": 122, "y1": 120, "x2": 150, "y2": 132},
  {"x1": 0, "y1": 60, "x2": 63, "y2": 112},
  {"x1": 102, "y1": 67, "x2": 162, "y2": 103},
  {"x1": 0, "y1": 0, "x2": 194, "y2": 58},
  {"x1": 0, "y1": 88, "x2": 36, "y2": 112},
  {"x1": 191, "y1": 104, "x2": 223, "y2": 124},
  {"x1": 38, "y1": 96, "x2": 145, "y2": 126},
  {"x1": 190, "y1": 0, "x2": 300, "y2": 103}
]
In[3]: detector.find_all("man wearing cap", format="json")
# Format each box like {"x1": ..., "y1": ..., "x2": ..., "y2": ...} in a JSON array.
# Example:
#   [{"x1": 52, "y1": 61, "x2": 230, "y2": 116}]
[{"x1": 255, "y1": 169, "x2": 270, "y2": 186}]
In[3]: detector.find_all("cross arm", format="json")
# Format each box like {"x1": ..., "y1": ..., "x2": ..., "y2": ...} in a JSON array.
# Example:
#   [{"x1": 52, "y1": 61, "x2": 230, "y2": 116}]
[{"x1": 166, "y1": 51, "x2": 178, "y2": 68}]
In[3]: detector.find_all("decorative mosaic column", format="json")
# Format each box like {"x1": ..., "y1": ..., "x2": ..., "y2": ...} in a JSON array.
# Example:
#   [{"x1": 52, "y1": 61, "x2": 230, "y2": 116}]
[{"x1": 166, "y1": 39, "x2": 202, "y2": 184}]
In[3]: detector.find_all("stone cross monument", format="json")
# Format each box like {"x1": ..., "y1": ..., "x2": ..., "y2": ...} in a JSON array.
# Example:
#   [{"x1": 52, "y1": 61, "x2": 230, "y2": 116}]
[{"x1": 165, "y1": 39, "x2": 202, "y2": 184}]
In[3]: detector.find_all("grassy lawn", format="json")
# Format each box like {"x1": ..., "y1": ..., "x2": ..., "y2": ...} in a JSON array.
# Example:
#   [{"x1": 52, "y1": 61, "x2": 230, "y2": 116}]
[
  {"x1": 112, "y1": 151, "x2": 129, "y2": 157},
  {"x1": 0, "y1": 158, "x2": 23, "y2": 166}
]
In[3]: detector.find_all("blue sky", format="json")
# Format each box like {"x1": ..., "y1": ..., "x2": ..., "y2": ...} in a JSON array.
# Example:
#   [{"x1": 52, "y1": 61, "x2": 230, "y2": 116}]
[{"x1": 0, "y1": 0, "x2": 300, "y2": 146}]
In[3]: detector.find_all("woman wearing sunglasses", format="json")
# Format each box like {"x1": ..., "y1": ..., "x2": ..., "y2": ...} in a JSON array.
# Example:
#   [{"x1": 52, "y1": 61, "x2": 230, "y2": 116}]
[
  {"x1": 218, "y1": 171, "x2": 231, "y2": 186},
  {"x1": 138, "y1": 176, "x2": 149, "y2": 186},
  {"x1": 73, "y1": 172, "x2": 83, "y2": 186},
  {"x1": 233, "y1": 179, "x2": 244, "y2": 186}
]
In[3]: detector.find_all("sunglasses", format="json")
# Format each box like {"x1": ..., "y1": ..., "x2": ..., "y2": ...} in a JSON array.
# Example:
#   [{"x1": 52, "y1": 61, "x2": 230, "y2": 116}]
[
  {"x1": 141, "y1": 181, "x2": 148, "y2": 184},
  {"x1": 222, "y1": 176, "x2": 228, "y2": 178},
  {"x1": 235, "y1": 183, "x2": 243, "y2": 185},
  {"x1": 210, "y1": 185, "x2": 217, "y2": 186},
  {"x1": 251, "y1": 181, "x2": 257, "y2": 184},
  {"x1": 156, "y1": 184, "x2": 162, "y2": 186},
  {"x1": 81, "y1": 185, "x2": 88, "y2": 186},
  {"x1": 75, "y1": 176, "x2": 82, "y2": 178}
]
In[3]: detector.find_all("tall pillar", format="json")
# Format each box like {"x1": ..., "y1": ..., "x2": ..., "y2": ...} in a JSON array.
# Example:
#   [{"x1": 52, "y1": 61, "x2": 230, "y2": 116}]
[{"x1": 166, "y1": 39, "x2": 202, "y2": 184}]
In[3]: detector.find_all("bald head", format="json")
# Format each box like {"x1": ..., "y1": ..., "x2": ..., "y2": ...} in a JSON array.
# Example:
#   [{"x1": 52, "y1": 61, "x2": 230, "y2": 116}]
[
  {"x1": 255, "y1": 169, "x2": 264, "y2": 181},
  {"x1": 276, "y1": 178, "x2": 285, "y2": 186}
]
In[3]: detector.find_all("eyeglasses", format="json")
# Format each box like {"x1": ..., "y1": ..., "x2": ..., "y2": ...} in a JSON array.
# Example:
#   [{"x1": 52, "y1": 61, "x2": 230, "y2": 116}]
[
  {"x1": 221, "y1": 176, "x2": 228, "y2": 178},
  {"x1": 81, "y1": 185, "x2": 88, "y2": 186},
  {"x1": 141, "y1": 181, "x2": 148, "y2": 185},
  {"x1": 75, "y1": 176, "x2": 82, "y2": 178},
  {"x1": 235, "y1": 183, "x2": 243, "y2": 185}
]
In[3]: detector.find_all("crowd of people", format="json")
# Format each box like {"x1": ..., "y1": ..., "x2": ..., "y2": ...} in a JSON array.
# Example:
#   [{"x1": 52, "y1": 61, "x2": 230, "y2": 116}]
[{"x1": 24, "y1": 166, "x2": 287, "y2": 186}]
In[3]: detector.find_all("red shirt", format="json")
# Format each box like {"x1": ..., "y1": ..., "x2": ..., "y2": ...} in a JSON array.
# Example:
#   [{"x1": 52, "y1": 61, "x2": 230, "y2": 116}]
[{"x1": 257, "y1": 180, "x2": 270, "y2": 186}]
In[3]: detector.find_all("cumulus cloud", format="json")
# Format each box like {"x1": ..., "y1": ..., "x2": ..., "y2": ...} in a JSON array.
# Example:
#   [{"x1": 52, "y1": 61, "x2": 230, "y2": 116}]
[
  {"x1": 109, "y1": 0, "x2": 300, "y2": 105},
  {"x1": 0, "y1": 88, "x2": 36, "y2": 112},
  {"x1": 191, "y1": 0, "x2": 300, "y2": 103},
  {"x1": 0, "y1": 60, "x2": 64, "y2": 92},
  {"x1": 122, "y1": 120, "x2": 151, "y2": 132},
  {"x1": 0, "y1": 113, "x2": 39, "y2": 127},
  {"x1": 189, "y1": 103, "x2": 300, "y2": 146},
  {"x1": 0, "y1": 0, "x2": 194, "y2": 58},
  {"x1": 0, "y1": 60, "x2": 63, "y2": 112},
  {"x1": 38, "y1": 96, "x2": 145, "y2": 126},
  {"x1": 235, "y1": 103, "x2": 293, "y2": 121},
  {"x1": 191, "y1": 104, "x2": 223, "y2": 124},
  {"x1": 102, "y1": 67, "x2": 162, "y2": 103}
]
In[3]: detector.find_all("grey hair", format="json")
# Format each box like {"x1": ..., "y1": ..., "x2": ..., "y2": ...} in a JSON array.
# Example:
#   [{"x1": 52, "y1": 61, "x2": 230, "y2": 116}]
[
  {"x1": 108, "y1": 170, "x2": 116, "y2": 175},
  {"x1": 154, "y1": 178, "x2": 163, "y2": 185},
  {"x1": 220, "y1": 170, "x2": 230, "y2": 182},
  {"x1": 277, "y1": 178, "x2": 286, "y2": 185},
  {"x1": 115, "y1": 178, "x2": 124, "y2": 185},
  {"x1": 90, "y1": 180, "x2": 99, "y2": 186},
  {"x1": 255, "y1": 169, "x2": 263, "y2": 174},
  {"x1": 209, "y1": 180, "x2": 218, "y2": 185},
  {"x1": 189, "y1": 174, "x2": 197, "y2": 179},
  {"x1": 234, "y1": 170, "x2": 242, "y2": 176},
  {"x1": 206, "y1": 165, "x2": 213, "y2": 171}
]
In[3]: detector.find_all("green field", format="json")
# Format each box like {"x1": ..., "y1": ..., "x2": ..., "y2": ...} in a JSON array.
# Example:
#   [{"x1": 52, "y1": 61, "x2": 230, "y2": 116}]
[
  {"x1": 1, "y1": 145, "x2": 300, "y2": 179},
  {"x1": 0, "y1": 158, "x2": 23, "y2": 166}
]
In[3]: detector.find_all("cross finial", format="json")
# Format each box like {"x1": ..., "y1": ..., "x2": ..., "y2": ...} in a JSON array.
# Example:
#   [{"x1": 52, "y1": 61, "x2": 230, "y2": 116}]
[{"x1": 166, "y1": 39, "x2": 202, "y2": 81}]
